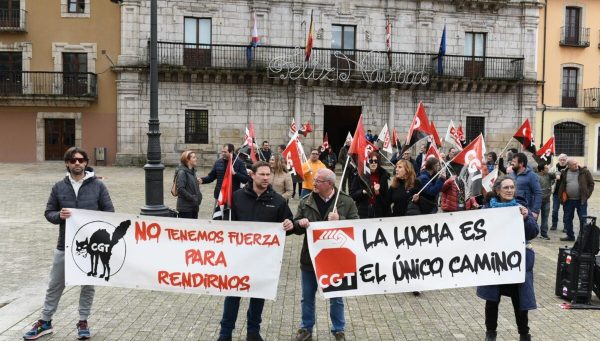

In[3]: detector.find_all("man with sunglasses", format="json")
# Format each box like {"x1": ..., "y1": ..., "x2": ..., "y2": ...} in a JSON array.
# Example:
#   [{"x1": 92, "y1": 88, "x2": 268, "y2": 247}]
[
  {"x1": 24, "y1": 147, "x2": 114, "y2": 340},
  {"x1": 300, "y1": 147, "x2": 327, "y2": 197}
]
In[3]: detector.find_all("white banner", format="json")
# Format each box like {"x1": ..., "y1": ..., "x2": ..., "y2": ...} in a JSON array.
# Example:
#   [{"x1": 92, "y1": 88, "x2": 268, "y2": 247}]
[
  {"x1": 307, "y1": 207, "x2": 525, "y2": 298},
  {"x1": 65, "y1": 209, "x2": 286, "y2": 300}
]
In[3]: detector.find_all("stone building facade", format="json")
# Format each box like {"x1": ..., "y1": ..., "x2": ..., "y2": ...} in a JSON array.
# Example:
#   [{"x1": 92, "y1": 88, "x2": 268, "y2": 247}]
[{"x1": 115, "y1": 0, "x2": 542, "y2": 166}]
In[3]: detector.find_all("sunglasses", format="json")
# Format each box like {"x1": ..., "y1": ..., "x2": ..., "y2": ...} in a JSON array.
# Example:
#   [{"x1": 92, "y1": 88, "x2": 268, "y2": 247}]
[
  {"x1": 68, "y1": 157, "x2": 86, "y2": 164},
  {"x1": 368, "y1": 159, "x2": 378, "y2": 164}
]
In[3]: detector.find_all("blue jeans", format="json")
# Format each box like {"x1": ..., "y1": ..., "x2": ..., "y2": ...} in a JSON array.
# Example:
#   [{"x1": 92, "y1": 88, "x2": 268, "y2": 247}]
[
  {"x1": 540, "y1": 200, "x2": 550, "y2": 237},
  {"x1": 219, "y1": 296, "x2": 265, "y2": 337},
  {"x1": 551, "y1": 192, "x2": 561, "y2": 228},
  {"x1": 300, "y1": 269, "x2": 345, "y2": 334},
  {"x1": 563, "y1": 200, "x2": 587, "y2": 240}
]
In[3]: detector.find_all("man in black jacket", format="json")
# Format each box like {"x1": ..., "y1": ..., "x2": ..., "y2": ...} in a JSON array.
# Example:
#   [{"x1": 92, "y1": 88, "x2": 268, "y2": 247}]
[
  {"x1": 217, "y1": 161, "x2": 293, "y2": 341},
  {"x1": 24, "y1": 147, "x2": 114, "y2": 340},
  {"x1": 200, "y1": 143, "x2": 250, "y2": 201}
]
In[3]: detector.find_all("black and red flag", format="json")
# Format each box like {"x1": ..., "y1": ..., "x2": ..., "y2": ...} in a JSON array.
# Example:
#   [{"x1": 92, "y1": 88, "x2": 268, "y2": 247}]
[
  {"x1": 299, "y1": 120, "x2": 313, "y2": 137},
  {"x1": 348, "y1": 115, "x2": 378, "y2": 196},
  {"x1": 513, "y1": 119, "x2": 536, "y2": 154},
  {"x1": 449, "y1": 134, "x2": 486, "y2": 200},
  {"x1": 402, "y1": 102, "x2": 433, "y2": 153},
  {"x1": 534, "y1": 136, "x2": 555, "y2": 165}
]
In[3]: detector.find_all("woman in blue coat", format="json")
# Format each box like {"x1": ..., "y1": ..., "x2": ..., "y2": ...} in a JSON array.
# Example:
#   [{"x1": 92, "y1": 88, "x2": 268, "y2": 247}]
[{"x1": 477, "y1": 175, "x2": 538, "y2": 341}]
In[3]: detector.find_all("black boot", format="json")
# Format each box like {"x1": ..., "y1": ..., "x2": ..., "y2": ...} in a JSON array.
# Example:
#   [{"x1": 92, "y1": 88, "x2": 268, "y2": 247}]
[
  {"x1": 485, "y1": 331, "x2": 497, "y2": 341},
  {"x1": 519, "y1": 334, "x2": 531, "y2": 341}
]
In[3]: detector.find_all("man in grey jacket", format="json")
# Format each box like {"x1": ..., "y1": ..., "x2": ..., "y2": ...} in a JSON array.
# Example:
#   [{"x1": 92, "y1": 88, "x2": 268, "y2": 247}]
[{"x1": 24, "y1": 147, "x2": 114, "y2": 340}]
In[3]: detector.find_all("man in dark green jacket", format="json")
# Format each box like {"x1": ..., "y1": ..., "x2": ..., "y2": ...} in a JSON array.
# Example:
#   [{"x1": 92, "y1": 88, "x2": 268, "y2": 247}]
[{"x1": 290, "y1": 168, "x2": 359, "y2": 341}]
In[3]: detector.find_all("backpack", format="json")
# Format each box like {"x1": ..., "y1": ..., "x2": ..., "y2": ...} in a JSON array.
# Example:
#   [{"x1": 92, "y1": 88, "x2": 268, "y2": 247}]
[{"x1": 170, "y1": 170, "x2": 179, "y2": 197}]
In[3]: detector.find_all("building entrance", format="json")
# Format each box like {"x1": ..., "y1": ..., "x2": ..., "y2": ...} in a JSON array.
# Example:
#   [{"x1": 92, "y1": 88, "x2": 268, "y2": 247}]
[{"x1": 323, "y1": 105, "x2": 361, "y2": 156}]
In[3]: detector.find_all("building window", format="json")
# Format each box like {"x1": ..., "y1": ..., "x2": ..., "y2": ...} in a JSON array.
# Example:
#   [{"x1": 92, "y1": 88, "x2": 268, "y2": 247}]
[
  {"x1": 331, "y1": 25, "x2": 356, "y2": 70},
  {"x1": 0, "y1": 0, "x2": 20, "y2": 28},
  {"x1": 0, "y1": 51, "x2": 22, "y2": 95},
  {"x1": 183, "y1": 17, "x2": 212, "y2": 68},
  {"x1": 332, "y1": 25, "x2": 355, "y2": 51},
  {"x1": 562, "y1": 67, "x2": 579, "y2": 107},
  {"x1": 62, "y1": 52, "x2": 88, "y2": 96},
  {"x1": 564, "y1": 7, "x2": 582, "y2": 45},
  {"x1": 67, "y1": 0, "x2": 85, "y2": 13},
  {"x1": 465, "y1": 116, "x2": 485, "y2": 144},
  {"x1": 185, "y1": 110, "x2": 209, "y2": 144},
  {"x1": 464, "y1": 32, "x2": 486, "y2": 78},
  {"x1": 554, "y1": 122, "x2": 584, "y2": 156}
]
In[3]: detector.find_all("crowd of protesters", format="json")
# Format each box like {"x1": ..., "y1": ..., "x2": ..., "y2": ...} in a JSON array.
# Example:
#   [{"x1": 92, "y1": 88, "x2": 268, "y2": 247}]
[{"x1": 25, "y1": 135, "x2": 595, "y2": 341}]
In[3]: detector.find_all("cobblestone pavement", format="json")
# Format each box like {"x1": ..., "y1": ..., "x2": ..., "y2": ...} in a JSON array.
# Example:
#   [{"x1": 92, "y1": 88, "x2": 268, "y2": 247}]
[{"x1": 1, "y1": 162, "x2": 600, "y2": 341}]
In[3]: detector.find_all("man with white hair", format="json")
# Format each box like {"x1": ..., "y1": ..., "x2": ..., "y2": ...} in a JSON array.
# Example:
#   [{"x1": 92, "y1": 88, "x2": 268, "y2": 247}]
[
  {"x1": 290, "y1": 168, "x2": 359, "y2": 341},
  {"x1": 550, "y1": 154, "x2": 568, "y2": 230},
  {"x1": 557, "y1": 158, "x2": 594, "y2": 241}
]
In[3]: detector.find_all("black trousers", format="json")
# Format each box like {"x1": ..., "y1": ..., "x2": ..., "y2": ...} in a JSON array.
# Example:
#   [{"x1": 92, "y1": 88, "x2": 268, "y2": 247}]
[{"x1": 485, "y1": 284, "x2": 529, "y2": 335}]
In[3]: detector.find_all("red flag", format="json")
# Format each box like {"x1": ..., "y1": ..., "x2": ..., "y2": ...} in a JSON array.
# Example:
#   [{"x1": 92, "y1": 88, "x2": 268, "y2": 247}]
[
  {"x1": 243, "y1": 122, "x2": 258, "y2": 163},
  {"x1": 322, "y1": 132, "x2": 329, "y2": 149},
  {"x1": 403, "y1": 102, "x2": 433, "y2": 152},
  {"x1": 283, "y1": 138, "x2": 305, "y2": 181},
  {"x1": 430, "y1": 120, "x2": 442, "y2": 148},
  {"x1": 305, "y1": 10, "x2": 314, "y2": 62},
  {"x1": 513, "y1": 119, "x2": 535, "y2": 153},
  {"x1": 213, "y1": 157, "x2": 233, "y2": 219},
  {"x1": 299, "y1": 120, "x2": 313, "y2": 136},
  {"x1": 535, "y1": 136, "x2": 555, "y2": 164},
  {"x1": 421, "y1": 144, "x2": 442, "y2": 170},
  {"x1": 392, "y1": 127, "x2": 398, "y2": 147},
  {"x1": 349, "y1": 115, "x2": 378, "y2": 196},
  {"x1": 450, "y1": 134, "x2": 486, "y2": 199}
]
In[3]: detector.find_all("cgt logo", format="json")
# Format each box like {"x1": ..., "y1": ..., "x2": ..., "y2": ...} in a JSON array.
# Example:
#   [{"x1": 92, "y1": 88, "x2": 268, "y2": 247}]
[{"x1": 312, "y1": 227, "x2": 358, "y2": 292}]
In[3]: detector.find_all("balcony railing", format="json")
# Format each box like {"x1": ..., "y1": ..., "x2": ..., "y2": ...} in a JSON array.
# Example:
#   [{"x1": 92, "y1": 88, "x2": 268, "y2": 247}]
[
  {"x1": 154, "y1": 41, "x2": 524, "y2": 82},
  {"x1": 560, "y1": 26, "x2": 590, "y2": 47},
  {"x1": 0, "y1": 8, "x2": 26, "y2": 31},
  {"x1": 0, "y1": 71, "x2": 97, "y2": 98},
  {"x1": 583, "y1": 88, "x2": 600, "y2": 112}
]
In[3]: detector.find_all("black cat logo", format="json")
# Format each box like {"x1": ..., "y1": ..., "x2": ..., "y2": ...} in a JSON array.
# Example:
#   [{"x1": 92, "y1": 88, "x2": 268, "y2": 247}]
[{"x1": 72, "y1": 220, "x2": 131, "y2": 282}]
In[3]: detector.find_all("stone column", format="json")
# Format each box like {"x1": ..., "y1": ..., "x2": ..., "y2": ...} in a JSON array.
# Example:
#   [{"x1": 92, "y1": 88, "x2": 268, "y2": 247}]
[
  {"x1": 294, "y1": 84, "x2": 302, "y2": 127},
  {"x1": 117, "y1": 0, "x2": 141, "y2": 66}
]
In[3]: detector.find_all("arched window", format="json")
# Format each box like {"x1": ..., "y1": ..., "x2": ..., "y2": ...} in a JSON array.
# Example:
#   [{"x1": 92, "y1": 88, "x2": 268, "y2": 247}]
[{"x1": 554, "y1": 122, "x2": 584, "y2": 156}]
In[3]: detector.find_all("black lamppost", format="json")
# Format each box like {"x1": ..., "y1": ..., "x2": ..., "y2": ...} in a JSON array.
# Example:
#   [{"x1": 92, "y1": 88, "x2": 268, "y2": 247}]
[{"x1": 140, "y1": 0, "x2": 170, "y2": 216}]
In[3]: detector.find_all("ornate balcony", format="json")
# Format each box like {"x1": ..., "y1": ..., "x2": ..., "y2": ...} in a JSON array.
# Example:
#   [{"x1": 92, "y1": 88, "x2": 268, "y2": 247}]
[
  {"x1": 583, "y1": 88, "x2": 600, "y2": 113},
  {"x1": 150, "y1": 41, "x2": 524, "y2": 92},
  {"x1": 560, "y1": 26, "x2": 590, "y2": 47},
  {"x1": 451, "y1": 0, "x2": 509, "y2": 12},
  {"x1": 0, "y1": 9, "x2": 26, "y2": 32},
  {"x1": 0, "y1": 71, "x2": 97, "y2": 106}
]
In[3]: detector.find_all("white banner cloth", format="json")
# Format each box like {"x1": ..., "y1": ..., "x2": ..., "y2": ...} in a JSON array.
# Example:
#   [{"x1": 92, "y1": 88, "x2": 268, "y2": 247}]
[
  {"x1": 307, "y1": 207, "x2": 525, "y2": 298},
  {"x1": 65, "y1": 209, "x2": 286, "y2": 300}
]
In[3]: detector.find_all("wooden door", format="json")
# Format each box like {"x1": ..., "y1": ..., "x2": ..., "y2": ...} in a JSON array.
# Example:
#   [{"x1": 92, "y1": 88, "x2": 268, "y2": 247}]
[{"x1": 45, "y1": 119, "x2": 75, "y2": 160}]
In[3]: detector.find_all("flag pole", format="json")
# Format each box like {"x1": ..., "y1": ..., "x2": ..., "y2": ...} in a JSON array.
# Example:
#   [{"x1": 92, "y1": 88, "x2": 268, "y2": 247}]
[
  {"x1": 415, "y1": 153, "x2": 459, "y2": 196},
  {"x1": 333, "y1": 154, "x2": 351, "y2": 212},
  {"x1": 495, "y1": 137, "x2": 515, "y2": 165},
  {"x1": 380, "y1": 152, "x2": 395, "y2": 167}
]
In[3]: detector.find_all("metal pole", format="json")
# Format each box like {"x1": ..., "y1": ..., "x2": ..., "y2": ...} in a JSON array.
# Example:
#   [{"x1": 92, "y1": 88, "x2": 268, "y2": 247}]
[{"x1": 141, "y1": 0, "x2": 170, "y2": 216}]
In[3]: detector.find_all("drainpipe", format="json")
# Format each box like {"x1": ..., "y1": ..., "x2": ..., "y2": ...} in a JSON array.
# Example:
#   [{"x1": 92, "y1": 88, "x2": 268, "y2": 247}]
[{"x1": 540, "y1": 0, "x2": 548, "y2": 144}]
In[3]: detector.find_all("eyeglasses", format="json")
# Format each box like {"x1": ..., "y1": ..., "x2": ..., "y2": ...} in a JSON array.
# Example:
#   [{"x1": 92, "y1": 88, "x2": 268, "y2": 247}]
[
  {"x1": 314, "y1": 179, "x2": 328, "y2": 184},
  {"x1": 368, "y1": 159, "x2": 378, "y2": 164},
  {"x1": 311, "y1": 152, "x2": 319, "y2": 156},
  {"x1": 68, "y1": 158, "x2": 86, "y2": 164}
]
